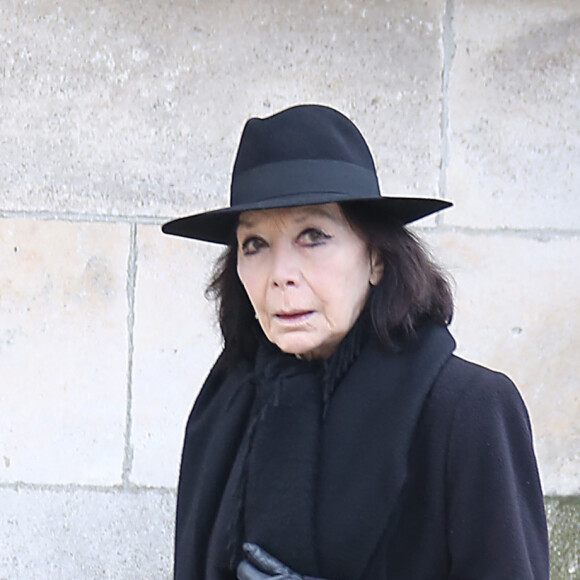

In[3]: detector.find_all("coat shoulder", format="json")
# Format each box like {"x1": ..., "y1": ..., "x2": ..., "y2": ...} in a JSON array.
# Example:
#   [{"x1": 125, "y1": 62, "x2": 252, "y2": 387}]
[
  {"x1": 431, "y1": 354, "x2": 527, "y2": 413},
  {"x1": 423, "y1": 354, "x2": 533, "y2": 444}
]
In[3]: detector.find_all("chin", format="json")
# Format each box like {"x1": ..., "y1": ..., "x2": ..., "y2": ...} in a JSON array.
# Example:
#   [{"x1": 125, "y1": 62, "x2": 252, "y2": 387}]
[
  {"x1": 274, "y1": 338, "x2": 320, "y2": 358},
  {"x1": 278, "y1": 341, "x2": 336, "y2": 361},
  {"x1": 278, "y1": 344, "x2": 313, "y2": 356}
]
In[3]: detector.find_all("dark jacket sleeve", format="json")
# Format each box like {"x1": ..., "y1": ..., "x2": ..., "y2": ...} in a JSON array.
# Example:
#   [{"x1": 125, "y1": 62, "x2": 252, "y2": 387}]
[{"x1": 444, "y1": 361, "x2": 549, "y2": 579}]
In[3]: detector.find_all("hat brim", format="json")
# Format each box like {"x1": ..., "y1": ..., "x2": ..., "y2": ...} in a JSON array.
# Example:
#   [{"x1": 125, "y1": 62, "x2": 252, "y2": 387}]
[{"x1": 161, "y1": 194, "x2": 452, "y2": 245}]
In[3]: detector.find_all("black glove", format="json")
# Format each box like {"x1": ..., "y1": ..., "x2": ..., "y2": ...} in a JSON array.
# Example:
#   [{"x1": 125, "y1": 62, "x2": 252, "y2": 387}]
[{"x1": 236, "y1": 543, "x2": 302, "y2": 580}]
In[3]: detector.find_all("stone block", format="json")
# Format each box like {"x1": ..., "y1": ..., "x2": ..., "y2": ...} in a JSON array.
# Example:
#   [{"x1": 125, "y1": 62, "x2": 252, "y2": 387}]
[
  {"x1": 0, "y1": 0, "x2": 445, "y2": 218},
  {"x1": 546, "y1": 497, "x2": 580, "y2": 580},
  {"x1": 446, "y1": 1, "x2": 580, "y2": 229},
  {"x1": 0, "y1": 487, "x2": 174, "y2": 579},
  {"x1": 424, "y1": 230, "x2": 580, "y2": 494},
  {"x1": 130, "y1": 224, "x2": 222, "y2": 487},
  {"x1": 0, "y1": 219, "x2": 129, "y2": 485}
]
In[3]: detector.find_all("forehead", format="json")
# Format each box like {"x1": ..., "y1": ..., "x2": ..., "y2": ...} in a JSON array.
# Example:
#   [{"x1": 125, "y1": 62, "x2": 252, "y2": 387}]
[{"x1": 237, "y1": 203, "x2": 344, "y2": 229}]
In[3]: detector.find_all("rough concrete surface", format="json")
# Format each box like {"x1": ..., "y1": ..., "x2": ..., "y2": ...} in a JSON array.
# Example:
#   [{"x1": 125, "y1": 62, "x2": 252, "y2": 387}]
[
  {"x1": 446, "y1": 0, "x2": 580, "y2": 230},
  {"x1": 0, "y1": 487, "x2": 175, "y2": 579},
  {"x1": 0, "y1": 0, "x2": 446, "y2": 219},
  {"x1": 0, "y1": 218, "x2": 130, "y2": 486},
  {"x1": 546, "y1": 497, "x2": 580, "y2": 580},
  {"x1": 131, "y1": 224, "x2": 222, "y2": 487}
]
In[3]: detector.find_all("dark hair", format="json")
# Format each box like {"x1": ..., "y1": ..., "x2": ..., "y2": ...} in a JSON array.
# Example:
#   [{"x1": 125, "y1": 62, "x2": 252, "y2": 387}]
[
  {"x1": 206, "y1": 202, "x2": 453, "y2": 369},
  {"x1": 340, "y1": 202, "x2": 453, "y2": 345}
]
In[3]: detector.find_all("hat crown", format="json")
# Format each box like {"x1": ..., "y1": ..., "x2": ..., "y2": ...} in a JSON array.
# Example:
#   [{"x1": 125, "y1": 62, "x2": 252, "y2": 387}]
[
  {"x1": 232, "y1": 105, "x2": 376, "y2": 177},
  {"x1": 161, "y1": 103, "x2": 452, "y2": 244}
]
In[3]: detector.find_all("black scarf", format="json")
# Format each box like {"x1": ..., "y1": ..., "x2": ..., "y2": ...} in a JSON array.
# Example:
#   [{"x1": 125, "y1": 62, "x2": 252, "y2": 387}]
[{"x1": 174, "y1": 321, "x2": 455, "y2": 580}]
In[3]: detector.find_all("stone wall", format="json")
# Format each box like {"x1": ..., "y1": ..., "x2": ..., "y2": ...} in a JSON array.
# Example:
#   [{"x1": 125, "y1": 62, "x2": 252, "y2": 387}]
[{"x1": 1, "y1": 0, "x2": 578, "y2": 577}]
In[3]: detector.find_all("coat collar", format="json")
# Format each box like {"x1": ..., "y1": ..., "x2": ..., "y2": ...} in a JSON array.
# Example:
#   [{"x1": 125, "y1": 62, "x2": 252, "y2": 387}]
[{"x1": 174, "y1": 324, "x2": 455, "y2": 580}]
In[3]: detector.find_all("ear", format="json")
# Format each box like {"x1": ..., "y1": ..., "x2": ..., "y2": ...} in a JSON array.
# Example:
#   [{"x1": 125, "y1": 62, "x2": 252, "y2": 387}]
[{"x1": 369, "y1": 249, "x2": 384, "y2": 286}]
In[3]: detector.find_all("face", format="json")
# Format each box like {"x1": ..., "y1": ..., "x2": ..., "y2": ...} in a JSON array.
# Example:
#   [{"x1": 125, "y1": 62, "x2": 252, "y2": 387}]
[{"x1": 236, "y1": 203, "x2": 383, "y2": 360}]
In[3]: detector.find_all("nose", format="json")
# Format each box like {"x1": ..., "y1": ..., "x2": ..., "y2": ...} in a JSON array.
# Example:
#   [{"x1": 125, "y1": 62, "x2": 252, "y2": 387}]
[{"x1": 269, "y1": 242, "x2": 300, "y2": 289}]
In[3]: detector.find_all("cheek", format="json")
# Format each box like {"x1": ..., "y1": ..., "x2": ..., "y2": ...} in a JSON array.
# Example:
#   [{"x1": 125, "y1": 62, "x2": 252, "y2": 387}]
[
  {"x1": 237, "y1": 263, "x2": 266, "y2": 311},
  {"x1": 329, "y1": 279, "x2": 369, "y2": 317},
  {"x1": 312, "y1": 260, "x2": 370, "y2": 322}
]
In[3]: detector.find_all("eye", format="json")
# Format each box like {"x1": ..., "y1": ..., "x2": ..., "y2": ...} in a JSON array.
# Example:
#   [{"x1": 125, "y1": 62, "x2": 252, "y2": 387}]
[
  {"x1": 240, "y1": 236, "x2": 267, "y2": 256},
  {"x1": 298, "y1": 228, "x2": 331, "y2": 246}
]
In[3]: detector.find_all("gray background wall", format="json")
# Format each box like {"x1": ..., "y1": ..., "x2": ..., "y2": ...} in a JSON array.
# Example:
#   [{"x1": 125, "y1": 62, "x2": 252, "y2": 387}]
[{"x1": 1, "y1": 0, "x2": 579, "y2": 578}]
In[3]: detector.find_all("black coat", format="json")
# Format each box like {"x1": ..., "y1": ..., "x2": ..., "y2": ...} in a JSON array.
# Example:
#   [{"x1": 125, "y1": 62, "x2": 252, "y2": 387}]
[{"x1": 174, "y1": 326, "x2": 549, "y2": 579}]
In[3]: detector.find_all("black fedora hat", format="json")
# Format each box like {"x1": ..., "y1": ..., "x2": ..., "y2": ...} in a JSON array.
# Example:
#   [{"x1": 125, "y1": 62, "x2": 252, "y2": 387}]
[{"x1": 162, "y1": 104, "x2": 451, "y2": 244}]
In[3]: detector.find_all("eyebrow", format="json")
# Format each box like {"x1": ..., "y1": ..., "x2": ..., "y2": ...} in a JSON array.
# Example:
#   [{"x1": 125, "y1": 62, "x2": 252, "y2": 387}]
[{"x1": 237, "y1": 206, "x2": 340, "y2": 229}]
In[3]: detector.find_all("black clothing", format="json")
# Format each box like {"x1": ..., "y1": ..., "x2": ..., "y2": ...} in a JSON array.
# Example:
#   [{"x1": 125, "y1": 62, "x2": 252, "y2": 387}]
[{"x1": 174, "y1": 324, "x2": 549, "y2": 580}]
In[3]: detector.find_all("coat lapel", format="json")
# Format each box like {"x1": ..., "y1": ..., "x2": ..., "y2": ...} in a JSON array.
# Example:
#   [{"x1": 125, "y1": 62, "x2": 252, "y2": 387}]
[{"x1": 317, "y1": 325, "x2": 455, "y2": 579}]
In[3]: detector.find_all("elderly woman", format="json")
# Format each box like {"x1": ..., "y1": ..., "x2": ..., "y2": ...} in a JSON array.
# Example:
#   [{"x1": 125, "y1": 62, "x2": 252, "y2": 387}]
[{"x1": 162, "y1": 105, "x2": 549, "y2": 580}]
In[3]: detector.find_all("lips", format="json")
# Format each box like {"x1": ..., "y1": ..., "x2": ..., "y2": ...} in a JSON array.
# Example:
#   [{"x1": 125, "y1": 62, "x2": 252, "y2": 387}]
[{"x1": 274, "y1": 310, "x2": 314, "y2": 324}]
